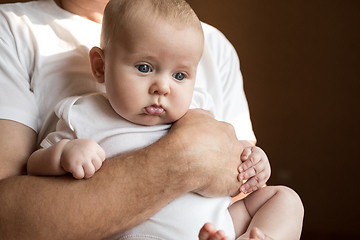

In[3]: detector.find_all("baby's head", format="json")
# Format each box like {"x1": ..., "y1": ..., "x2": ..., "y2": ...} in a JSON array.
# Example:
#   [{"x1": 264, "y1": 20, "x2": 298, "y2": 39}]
[{"x1": 90, "y1": 0, "x2": 204, "y2": 126}]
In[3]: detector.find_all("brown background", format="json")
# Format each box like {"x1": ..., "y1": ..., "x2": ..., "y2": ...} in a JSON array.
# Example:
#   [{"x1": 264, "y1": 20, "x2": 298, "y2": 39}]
[
  {"x1": 1, "y1": 0, "x2": 360, "y2": 239},
  {"x1": 187, "y1": 0, "x2": 360, "y2": 239}
]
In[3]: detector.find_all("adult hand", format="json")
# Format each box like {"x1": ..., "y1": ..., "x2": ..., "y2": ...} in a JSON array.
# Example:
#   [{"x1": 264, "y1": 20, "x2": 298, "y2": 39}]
[{"x1": 169, "y1": 109, "x2": 244, "y2": 197}]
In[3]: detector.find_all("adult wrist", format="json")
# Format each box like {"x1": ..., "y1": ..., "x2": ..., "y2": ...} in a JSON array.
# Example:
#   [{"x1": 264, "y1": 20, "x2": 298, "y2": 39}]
[{"x1": 145, "y1": 130, "x2": 197, "y2": 194}]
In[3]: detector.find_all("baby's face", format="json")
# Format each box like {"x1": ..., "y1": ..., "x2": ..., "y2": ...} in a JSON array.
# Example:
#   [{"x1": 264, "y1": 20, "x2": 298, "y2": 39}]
[{"x1": 103, "y1": 17, "x2": 204, "y2": 126}]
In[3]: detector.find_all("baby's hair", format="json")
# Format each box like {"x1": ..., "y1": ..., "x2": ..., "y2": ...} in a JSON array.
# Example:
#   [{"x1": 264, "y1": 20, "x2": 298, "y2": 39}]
[{"x1": 100, "y1": 0, "x2": 201, "y2": 49}]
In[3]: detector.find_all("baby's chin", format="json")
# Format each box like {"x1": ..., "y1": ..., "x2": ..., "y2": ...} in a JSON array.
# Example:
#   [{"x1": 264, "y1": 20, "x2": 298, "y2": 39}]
[{"x1": 129, "y1": 114, "x2": 174, "y2": 126}]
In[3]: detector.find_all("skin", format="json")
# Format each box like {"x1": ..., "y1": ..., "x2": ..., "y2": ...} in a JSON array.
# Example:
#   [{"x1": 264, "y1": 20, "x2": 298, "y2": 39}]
[
  {"x1": 0, "y1": 120, "x2": 36, "y2": 178},
  {"x1": 55, "y1": 0, "x2": 261, "y2": 196},
  {"x1": 27, "y1": 139, "x2": 106, "y2": 179},
  {"x1": 95, "y1": 16, "x2": 204, "y2": 126},
  {"x1": 0, "y1": 0, "x2": 271, "y2": 239},
  {"x1": 0, "y1": 110, "x2": 246, "y2": 240},
  {"x1": 230, "y1": 185, "x2": 304, "y2": 239},
  {"x1": 27, "y1": 10, "x2": 205, "y2": 179},
  {"x1": 199, "y1": 223, "x2": 274, "y2": 240},
  {"x1": 200, "y1": 184, "x2": 304, "y2": 240}
]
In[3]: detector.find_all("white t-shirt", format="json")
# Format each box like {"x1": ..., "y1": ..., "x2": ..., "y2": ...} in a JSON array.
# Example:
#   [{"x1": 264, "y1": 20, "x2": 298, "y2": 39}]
[
  {"x1": 41, "y1": 92, "x2": 235, "y2": 240},
  {"x1": 0, "y1": 1, "x2": 255, "y2": 239},
  {"x1": 0, "y1": 0, "x2": 256, "y2": 144}
]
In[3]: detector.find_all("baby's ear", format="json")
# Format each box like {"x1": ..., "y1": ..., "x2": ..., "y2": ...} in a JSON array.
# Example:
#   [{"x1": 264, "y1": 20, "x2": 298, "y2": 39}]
[{"x1": 89, "y1": 47, "x2": 105, "y2": 83}]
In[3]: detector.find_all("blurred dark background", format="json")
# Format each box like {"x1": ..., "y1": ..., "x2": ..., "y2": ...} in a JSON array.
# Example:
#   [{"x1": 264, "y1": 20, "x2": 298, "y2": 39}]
[{"x1": 187, "y1": 0, "x2": 360, "y2": 239}]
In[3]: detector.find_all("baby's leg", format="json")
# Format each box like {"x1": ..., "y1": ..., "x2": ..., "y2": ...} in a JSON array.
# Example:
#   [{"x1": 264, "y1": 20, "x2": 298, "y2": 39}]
[
  {"x1": 227, "y1": 201, "x2": 272, "y2": 240},
  {"x1": 227, "y1": 198, "x2": 252, "y2": 237},
  {"x1": 248, "y1": 228, "x2": 273, "y2": 240},
  {"x1": 230, "y1": 186, "x2": 304, "y2": 240}
]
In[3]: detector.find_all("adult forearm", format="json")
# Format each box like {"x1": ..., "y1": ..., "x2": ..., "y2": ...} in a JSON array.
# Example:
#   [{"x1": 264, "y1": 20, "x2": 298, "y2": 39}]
[
  {"x1": 0, "y1": 142, "x2": 189, "y2": 240},
  {"x1": 0, "y1": 110, "x2": 245, "y2": 239}
]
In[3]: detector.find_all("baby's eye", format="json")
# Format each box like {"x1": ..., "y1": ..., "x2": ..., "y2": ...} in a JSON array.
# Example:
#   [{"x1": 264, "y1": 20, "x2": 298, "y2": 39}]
[
  {"x1": 136, "y1": 64, "x2": 152, "y2": 73},
  {"x1": 172, "y1": 72, "x2": 186, "y2": 81}
]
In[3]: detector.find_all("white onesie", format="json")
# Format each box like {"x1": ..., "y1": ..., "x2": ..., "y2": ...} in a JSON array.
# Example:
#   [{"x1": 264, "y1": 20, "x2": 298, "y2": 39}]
[{"x1": 41, "y1": 91, "x2": 235, "y2": 240}]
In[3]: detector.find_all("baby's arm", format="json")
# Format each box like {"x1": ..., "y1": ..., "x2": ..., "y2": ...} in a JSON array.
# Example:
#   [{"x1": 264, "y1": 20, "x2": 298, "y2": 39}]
[
  {"x1": 238, "y1": 146, "x2": 271, "y2": 194},
  {"x1": 27, "y1": 139, "x2": 105, "y2": 179}
]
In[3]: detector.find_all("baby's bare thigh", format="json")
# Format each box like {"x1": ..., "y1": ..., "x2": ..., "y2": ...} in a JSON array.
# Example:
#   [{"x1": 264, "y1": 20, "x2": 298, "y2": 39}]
[
  {"x1": 228, "y1": 199, "x2": 252, "y2": 236},
  {"x1": 242, "y1": 185, "x2": 291, "y2": 216},
  {"x1": 228, "y1": 186, "x2": 284, "y2": 236}
]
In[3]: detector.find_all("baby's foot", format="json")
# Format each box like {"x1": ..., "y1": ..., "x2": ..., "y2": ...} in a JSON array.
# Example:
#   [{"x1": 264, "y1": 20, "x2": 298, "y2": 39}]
[
  {"x1": 249, "y1": 227, "x2": 273, "y2": 240},
  {"x1": 198, "y1": 222, "x2": 229, "y2": 240},
  {"x1": 240, "y1": 147, "x2": 252, "y2": 161}
]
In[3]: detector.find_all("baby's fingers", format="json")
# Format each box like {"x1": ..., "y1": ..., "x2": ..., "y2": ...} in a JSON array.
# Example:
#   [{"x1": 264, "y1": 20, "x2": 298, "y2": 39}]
[
  {"x1": 92, "y1": 148, "x2": 106, "y2": 171},
  {"x1": 241, "y1": 147, "x2": 252, "y2": 161},
  {"x1": 240, "y1": 171, "x2": 268, "y2": 194},
  {"x1": 96, "y1": 145, "x2": 106, "y2": 162},
  {"x1": 82, "y1": 161, "x2": 96, "y2": 179},
  {"x1": 92, "y1": 157, "x2": 103, "y2": 172},
  {"x1": 71, "y1": 166, "x2": 85, "y2": 179}
]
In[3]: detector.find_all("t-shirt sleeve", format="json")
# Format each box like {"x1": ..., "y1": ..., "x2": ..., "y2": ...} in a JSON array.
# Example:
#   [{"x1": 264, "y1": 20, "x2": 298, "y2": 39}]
[
  {"x1": 40, "y1": 118, "x2": 76, "y2": 149},
  {"x1": 220, "y1": 38, "x2": 256, "y2": 142},
  {"x1": 204, "y1": 24, "x2": 256, "y2": 142},
  {"x1": 40, "y1": 97, "x2": 80, "y2": 149},
  {"x1": 0, "y1": 10, "x2": 39, "y2": 131}
]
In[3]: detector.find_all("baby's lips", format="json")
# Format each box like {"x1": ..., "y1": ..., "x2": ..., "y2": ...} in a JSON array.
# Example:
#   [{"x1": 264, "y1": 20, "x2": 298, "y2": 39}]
[{"x1": 145, "y1": 105, "x2": 164, "y2": 115}]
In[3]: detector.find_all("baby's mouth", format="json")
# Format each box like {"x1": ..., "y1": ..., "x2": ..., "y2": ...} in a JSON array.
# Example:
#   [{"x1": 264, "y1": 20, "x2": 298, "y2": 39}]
[{"x1": 144, "y1": 105, "x2": 164, "y2": 115}]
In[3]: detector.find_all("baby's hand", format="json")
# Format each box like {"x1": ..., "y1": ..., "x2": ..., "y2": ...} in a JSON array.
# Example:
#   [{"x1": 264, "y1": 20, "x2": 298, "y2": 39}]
[
  {"x1": 60, "y1": 139, "x2": 106, "y2": 179},
  {"x1": 238, "y1": 146, "x2": 271, "y2": 194}
]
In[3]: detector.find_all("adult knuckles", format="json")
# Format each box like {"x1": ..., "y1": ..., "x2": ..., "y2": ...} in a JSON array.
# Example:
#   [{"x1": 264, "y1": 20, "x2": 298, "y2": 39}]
[{"x1": 219, "y1": 121, "x2": 235, "y2": 132}]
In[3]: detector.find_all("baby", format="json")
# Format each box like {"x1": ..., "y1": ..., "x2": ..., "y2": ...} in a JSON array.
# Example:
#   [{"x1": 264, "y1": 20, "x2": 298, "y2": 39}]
[{"x1": 28, "y1": 0, "x2": 303, "y2": 239}]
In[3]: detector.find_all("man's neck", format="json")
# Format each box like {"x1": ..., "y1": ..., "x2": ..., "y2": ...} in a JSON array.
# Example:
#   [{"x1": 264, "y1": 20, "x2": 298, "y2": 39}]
[{"x1": 55, "y1": 0, "x2": 108, "y2": 23}]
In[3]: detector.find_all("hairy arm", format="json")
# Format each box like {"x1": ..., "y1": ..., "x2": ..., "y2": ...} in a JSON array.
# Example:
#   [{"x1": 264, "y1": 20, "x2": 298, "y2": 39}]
[
  {"x1": 0, "y1": 110, "x2": 245, "y2": 240},
  {"x1": 0, "y1": 120, "x2": 36, "y2": 178}
]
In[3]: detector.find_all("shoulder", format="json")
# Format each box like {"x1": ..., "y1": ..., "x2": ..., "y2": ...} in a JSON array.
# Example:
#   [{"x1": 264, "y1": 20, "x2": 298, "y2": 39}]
[
  {"x1": 200, "y1": 22, "x2": 239, "y2": 69},
  {"x1": 54, "y1": 93, "x2": 115, "y2": 130},
  {"x1": 0, "y1": 0, "x2": 57, "y2": 20},
  {"x1": 0, "y1": 0, "x2": 68, "y2": 33},
  {"x1": 55, "y1": 93, "x2": 110, "y2": 117},
  {"x1": 201, "y1": 22, "x2": 235, "y2": 52},
  {"x1": 0, "y1": 0, "x2": 59, "y2": 45},
  {"x1": 201, "y1": 22, "x2": 227, "y2": 41}
]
